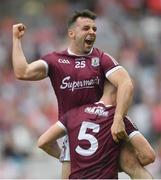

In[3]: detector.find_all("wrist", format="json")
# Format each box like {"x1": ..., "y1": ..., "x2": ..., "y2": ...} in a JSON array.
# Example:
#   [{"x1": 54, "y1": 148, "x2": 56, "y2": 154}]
[
  {"x1": 113, "y1": 114, "x2": 124, "y2": 122},
  {"x1": 13, "y1": 36, "x2": 21, "y2": 41}
]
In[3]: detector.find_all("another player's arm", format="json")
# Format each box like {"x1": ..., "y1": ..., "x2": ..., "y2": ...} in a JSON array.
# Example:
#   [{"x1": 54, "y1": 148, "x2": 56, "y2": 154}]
[
  {"x1": 39, "y1": 141, "x2": 61, "y2": 159},
  {"x1": 37, "y1": 123, "x2": 66, "y2": 158},
  {"x1": 107, "y1": 68, "x2": 134, "y2": 142},
  {"x1": 12, "y1": 23, "x2": 47, "y2": 80}
]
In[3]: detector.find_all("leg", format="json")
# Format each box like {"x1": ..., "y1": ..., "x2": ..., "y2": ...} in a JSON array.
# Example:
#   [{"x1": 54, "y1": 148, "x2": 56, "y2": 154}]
[
  {"x1": 60, "y1": 135, "x2": 71, "y2": 179},
  {"x1": 119, "y1": 141, "x2": 154, "y2": 179},
  {"x1": 130, "y1": 133, "x2": 155, "y2": 166},
  {"x1": 62, "y1": 161, "x2": 71, "y2": 179}
]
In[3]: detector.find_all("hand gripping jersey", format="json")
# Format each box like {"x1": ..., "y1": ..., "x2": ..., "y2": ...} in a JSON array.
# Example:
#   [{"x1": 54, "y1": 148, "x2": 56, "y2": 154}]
[
  {"x1": 41, "y1": 48, "x2": 121, "y2": 118},
  {"x1": 58, "y1": 102, "x2": 139, "y2": 179}
]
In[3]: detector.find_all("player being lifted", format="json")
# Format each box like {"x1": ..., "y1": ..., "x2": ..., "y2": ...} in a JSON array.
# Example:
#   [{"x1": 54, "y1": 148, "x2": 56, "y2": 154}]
[{"x1": 38, "y1": 81, "x2": 155, "y2": 179}]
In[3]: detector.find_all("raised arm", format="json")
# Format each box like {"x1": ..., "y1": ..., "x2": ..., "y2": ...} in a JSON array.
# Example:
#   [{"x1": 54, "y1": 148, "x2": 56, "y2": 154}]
[
  {"x1": 12, "y1": 23, "x2": 47, "y2": 80},
  {"x1": 107, "y1": 67, "x2": 134, "y2": 142}
]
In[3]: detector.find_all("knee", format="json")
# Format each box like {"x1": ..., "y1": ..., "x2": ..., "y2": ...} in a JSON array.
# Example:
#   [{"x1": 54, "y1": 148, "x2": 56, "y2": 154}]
[{"x1": 138, "y1": 149, "x2": 156, "y2": 166}]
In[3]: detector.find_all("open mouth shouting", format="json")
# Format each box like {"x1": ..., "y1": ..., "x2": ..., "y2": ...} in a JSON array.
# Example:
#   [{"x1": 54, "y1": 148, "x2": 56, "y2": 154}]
[{"x1": 84, "y1": 36, "x2": 95, "y2": 48}]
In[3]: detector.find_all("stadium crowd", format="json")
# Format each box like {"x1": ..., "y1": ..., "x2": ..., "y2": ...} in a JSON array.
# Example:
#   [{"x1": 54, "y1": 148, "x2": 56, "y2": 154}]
[{"x1": 0, "y1": 0, "x2": 161, "y2": 178}]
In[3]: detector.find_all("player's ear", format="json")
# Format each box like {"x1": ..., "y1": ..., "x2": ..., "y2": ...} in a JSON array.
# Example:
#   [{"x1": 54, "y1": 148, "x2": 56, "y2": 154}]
[{"x1": 68, "y1": 29, "x2": 75, "y2": 39}]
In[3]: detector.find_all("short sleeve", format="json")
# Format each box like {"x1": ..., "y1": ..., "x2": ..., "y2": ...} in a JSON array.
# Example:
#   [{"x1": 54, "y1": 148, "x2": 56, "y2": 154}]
[
  {"x1": 41, "y1": 52, "x2": 56, "y2": 76},
  {"x1": 58, "y1": 111, "x2": 70, "y2": 132},
  {"x1": 124, "y1": 116, "x2": 139, "y2": 135},
  {"x1": 101, "y1": 52, "x2": 122, "y2": 78}
]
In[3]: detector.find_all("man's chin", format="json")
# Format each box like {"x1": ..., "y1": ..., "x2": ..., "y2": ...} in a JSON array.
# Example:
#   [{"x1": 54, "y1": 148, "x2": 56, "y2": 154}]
[{"x1": 83, "y1": 49, "x2": 91, "y2": 54}]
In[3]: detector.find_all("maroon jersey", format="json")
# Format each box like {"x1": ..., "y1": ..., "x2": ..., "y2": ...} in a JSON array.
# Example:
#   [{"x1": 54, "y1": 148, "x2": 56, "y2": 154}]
[
  {"x1": 58, "y1": 102, "x2": 138, "y2": 179},
  {"x1": 41, "y1": 48, "x2": 120, "y2": 118}
]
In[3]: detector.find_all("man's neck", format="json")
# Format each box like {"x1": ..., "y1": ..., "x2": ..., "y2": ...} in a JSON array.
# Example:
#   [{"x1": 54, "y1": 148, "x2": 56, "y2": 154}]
[
  {"x1": 95, "y1": 101, "x2": 113, "y2": 107},
  {"x1": 99, "y1": 96, "x2": 116, "y2": 106}
]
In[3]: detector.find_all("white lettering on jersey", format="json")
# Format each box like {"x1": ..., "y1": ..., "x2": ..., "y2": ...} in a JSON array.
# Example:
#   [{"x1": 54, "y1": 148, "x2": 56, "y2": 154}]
[
  {"x1": 85, "y1": 106, "x2": 109, "y2": 117},
  {"x1": 75, "y1": 61, "x2": 86, "y2": 68},
  {"x1": 58, "y1": 58, "x2": 70, "y2": 64},
  {"x1": 60, "y1": 76, "x2": 100, "y2": 91}
]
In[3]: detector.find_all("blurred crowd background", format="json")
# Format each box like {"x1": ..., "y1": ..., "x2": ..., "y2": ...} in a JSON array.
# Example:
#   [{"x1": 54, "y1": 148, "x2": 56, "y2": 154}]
[{"x1": 0, "y1": 0, "x2": 161, "y2": 178}]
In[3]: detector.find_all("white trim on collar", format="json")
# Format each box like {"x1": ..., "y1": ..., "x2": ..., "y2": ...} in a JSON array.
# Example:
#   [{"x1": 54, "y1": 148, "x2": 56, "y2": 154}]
[
  {"x1": 95, "y1": 101, "x2": 113, "y2": 108},
  {"x1": 67, "y1": 48, "x2": 93, "y2": 56}
]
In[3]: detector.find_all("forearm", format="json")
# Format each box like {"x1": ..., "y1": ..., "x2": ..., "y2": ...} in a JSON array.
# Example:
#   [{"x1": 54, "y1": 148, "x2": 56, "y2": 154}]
[
  {"x1": 41, "y1": 141, "x2": 61, "y2": 159},
  {"x1": 38, "y1": 123, "x2": 66, "y2": 159},
  {"x1": 12, "y1": 24, "x2": 48, "y2": 80},
  {"x1": 12, "y1": 37, "x2": 28, "y2": 79},
  {"x1": 114, "y1": 80, "x2": 134, "y2": 121}
]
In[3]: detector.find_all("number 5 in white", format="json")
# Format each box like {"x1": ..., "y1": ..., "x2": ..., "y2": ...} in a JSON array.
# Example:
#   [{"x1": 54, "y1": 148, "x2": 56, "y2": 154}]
[{"x1": 75, "y1": 121, "x2": 100, "y2": 156}]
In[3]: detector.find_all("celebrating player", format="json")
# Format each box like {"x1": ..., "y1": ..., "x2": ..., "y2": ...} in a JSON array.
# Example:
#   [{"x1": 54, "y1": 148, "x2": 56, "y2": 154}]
[{"x1": 12, "y1": 9, "x2": 155, "y2": 178}]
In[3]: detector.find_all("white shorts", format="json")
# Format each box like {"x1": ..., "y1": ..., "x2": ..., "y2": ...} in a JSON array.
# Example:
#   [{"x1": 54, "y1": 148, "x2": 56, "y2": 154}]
[{"x1": 60, "y1": 135, "x2": 70, "y2": 162}]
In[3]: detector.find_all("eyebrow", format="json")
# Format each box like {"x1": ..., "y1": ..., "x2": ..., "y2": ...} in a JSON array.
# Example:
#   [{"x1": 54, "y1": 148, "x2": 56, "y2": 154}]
[{"x1": 82, "y1": 25, "x2": 97, "y2": 30}]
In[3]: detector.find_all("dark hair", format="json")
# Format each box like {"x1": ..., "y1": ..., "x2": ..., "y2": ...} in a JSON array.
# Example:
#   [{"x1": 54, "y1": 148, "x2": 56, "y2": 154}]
[{"x1": 67, "y1": 9, "x2": 97, "y2": 28}]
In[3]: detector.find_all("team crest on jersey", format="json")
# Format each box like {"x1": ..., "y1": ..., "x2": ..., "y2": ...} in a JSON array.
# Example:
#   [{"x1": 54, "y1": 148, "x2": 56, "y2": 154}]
[{"x1": 91, "y1": 57, "x2": 100, "y2": 67}]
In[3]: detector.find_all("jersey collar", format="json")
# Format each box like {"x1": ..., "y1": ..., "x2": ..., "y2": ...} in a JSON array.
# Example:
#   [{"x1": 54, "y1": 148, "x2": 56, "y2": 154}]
[
  {"x1": 67, "y1": 48, "x2": 93, "y2": 56},
  {"x1": 95, "y1": 101, "x2": 113, "y2": 108}
]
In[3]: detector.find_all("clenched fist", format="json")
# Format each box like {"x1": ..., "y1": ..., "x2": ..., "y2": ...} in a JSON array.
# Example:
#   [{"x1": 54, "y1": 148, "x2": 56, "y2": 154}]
[{"x1": 13, "y1": 23, "x2": 26, "y2": 39}]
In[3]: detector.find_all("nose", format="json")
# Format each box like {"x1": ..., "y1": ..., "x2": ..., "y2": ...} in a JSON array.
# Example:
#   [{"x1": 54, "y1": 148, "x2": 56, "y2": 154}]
[{"x1": 89, "y1": 28, "x2": 96, "y2": 35}]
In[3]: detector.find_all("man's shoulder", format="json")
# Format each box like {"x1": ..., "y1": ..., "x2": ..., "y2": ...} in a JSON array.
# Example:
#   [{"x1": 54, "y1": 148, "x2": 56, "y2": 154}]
[
  {"x1": 65, "y1": 103, "x2": 94, "y2": 116},
  {"x1": 41, "y1": 50, "x2": 70, "y2": 64},
  {"x1": 43, "y1": 49, "x2": 68, "y2": 58},
  {"x1": 92, "y1": 48, "x2": 115, "y2": 59},
  {"x1": 92, "y1": 47, "x2": 104, "y2": 57}
]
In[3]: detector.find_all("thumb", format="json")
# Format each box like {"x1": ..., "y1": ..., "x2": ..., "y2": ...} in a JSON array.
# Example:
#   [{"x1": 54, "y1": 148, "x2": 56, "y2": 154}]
[{"x1": 112, "y1": 133, "x2": 119, "y2": 143}]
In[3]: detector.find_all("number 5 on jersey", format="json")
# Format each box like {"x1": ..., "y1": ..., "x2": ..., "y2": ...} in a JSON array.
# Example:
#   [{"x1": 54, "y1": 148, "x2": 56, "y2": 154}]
[{"x1": 75, "y1": 121, "x2": 100, "y2": 156}]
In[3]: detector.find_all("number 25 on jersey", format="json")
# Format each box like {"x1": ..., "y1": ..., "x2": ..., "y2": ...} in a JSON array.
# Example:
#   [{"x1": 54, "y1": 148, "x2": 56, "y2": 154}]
[{"x1": 75, "y1": 61, "x2": 86, "y2": 68}]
